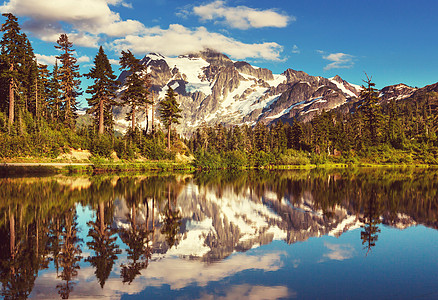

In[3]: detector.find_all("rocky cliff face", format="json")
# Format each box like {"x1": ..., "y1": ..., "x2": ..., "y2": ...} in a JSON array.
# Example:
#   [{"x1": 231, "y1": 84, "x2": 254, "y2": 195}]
[
  {"x1": 379, "y1": 83, "x2": 417, "y2": 103},
  {"x1": 113, "y1": 49, "x2": 361, "y2": 135}
]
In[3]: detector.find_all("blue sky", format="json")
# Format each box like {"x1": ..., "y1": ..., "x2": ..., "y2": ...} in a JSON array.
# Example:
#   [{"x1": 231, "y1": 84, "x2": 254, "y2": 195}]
[{"x1": 1, "y1": 0, "x2": 437, "y2": 105}]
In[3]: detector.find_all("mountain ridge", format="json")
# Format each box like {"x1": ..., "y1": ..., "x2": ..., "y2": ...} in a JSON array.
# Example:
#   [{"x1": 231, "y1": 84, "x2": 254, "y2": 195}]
[
  {"x1": 113, "y1": 49, "x2": 362, "y2": 134},
  {"x1": 113, "y1": 49, "x2": 435, "y2": 135}
]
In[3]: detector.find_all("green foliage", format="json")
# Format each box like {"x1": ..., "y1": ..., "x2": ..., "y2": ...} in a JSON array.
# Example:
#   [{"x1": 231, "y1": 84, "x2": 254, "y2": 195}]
[
  {"x1": 91, "y1": 135, "x2": 113, "y2": 158},
  {"x1": 193, "y1": 150, "x2": 223, "y2": 169},
  {"x1": 85, "y1": 46, "x2": 118, "y2": 135},
  {"x1": 55, "y1": 33, "x2": 81, "y2": 129},
  {"x1": 114, "y1": 138, "x2": 137, "y2": 160},
  {"x1": 142, "y1": 137, "x2": 171, "y2": 160},
  {"x1": 158, "y1": 86, "x2": 182, "y2": 150},
  {"x1": 278, "y1": 149, "x2": 311, "y2": 165},
  {"x1": 119, "y1": 50, "x2": 149, "y2": 130},
  {"x1": 252, "y1": 150, "x2": 275, "y2": 168}
]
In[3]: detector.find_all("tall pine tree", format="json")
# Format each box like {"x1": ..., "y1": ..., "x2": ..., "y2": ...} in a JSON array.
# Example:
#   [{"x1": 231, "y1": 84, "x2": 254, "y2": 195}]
[
  {"x1": 36, "y1": 63, "x2": 50, "y2": 120},
  {"x1": 158, "y1": 86, "x2": 182, "y2": 150},
  {"x1": 55, "y1": 34, "x2": 81, "y2": 129},
  {"x1": 0, "y1": 13, "x2": 25, "y2": 133},
  {"x1": 359, "y1": 74, "x2": 382, "y2": 146},
  {"x1": 48, "y1": 61, "x2": 61, "y2": 122},
  {"x1": 119, "y1": 50, "x2": 149, "y2": 133},
  {"x1": 85, "y1": 46, "x2": 118, "y2": 135}
]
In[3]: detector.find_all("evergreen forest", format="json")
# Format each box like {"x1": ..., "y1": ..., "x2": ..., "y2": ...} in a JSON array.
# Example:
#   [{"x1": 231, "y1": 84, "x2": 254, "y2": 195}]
[{"x1": 0, "y1": 14, "x2": 437, "y2": 169}]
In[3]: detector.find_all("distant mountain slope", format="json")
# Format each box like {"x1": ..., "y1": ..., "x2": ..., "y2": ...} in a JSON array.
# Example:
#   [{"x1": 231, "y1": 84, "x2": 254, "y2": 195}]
[{"x1": 113, "y1": 49, "x2": 361, "y2": 134}]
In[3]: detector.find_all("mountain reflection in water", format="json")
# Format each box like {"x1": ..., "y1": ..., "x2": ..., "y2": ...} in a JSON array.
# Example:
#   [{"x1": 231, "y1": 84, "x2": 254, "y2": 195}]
[{"x1": 0, "y1": 169, "x2": 438, "y2": 299}]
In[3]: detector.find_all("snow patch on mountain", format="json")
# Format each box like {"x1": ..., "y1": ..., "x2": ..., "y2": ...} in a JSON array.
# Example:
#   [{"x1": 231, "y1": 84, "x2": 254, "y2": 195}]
[
  {"x1": 329, "y1": 77, "x2": 359, "y2": 98},
  {"x1": 115, "y1": 50, "x2": 363, "y2": 135}
]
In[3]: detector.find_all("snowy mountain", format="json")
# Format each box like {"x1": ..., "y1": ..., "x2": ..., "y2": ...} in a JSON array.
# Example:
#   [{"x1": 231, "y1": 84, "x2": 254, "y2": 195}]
[
  {"x1": 379, "y1": 83, "x2": 417, "y2": 103},
  {"x1": 113, "y1": 49, "x2": 362, "y2": 134}
]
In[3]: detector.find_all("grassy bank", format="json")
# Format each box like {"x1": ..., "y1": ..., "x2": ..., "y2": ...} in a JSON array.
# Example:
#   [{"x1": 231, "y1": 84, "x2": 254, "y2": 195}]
[
  {"x1": 0, "y1": 159, "x2": 194, "y2": 175},
  {"x1": 2, "y1": 148, "x2": 438, "y2": 176}
]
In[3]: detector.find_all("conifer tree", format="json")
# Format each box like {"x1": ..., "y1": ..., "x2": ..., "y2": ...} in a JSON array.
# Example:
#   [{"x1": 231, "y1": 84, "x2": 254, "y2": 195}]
[
  {"x1": 158, "y1": 86, "x2": 182, "y2": 150},
  {"x1": 119, "y1": 50, "x2": 149, "y2": 133},
  {"x1": 55, "y1": 34, "x2": 81, "y2": 129},
  {"x1": 85, "y1": 46, "x2": 117, "y2": 135},
  {"x1": 359, "y1": 74, "x2": 382, "y2": 146},
  {"x1": 290, "y1": 121, "x2": 303, "y2": 150},
  {"x1": 48, "y1": 61, "x2": 61, "y2": 122},
  {"x1": 36, "y1": 63, "x2": 50, "y2": 120},
  {"x1": 22, "y1": 36, "x2": 38, "y2": 117},
  {"x1": 253, "y1": 122, "x2": 268, "y2": 152},
  {"x1": 0, "y1": 13, "x2": 25, "y2": 133}
]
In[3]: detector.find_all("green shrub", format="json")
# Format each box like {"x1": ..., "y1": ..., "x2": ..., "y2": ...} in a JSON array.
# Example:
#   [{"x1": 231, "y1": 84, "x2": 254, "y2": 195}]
[
  {"x1": 278, "y1": 149, "x2": 311, "y2": 165},
  {"x1": 91, "y1": 135, "x2": 113, "y2": 158}
]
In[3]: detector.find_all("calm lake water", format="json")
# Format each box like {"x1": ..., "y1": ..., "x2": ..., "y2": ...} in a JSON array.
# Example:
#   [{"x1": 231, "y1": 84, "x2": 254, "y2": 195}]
[{"x1": 1, "y1": 169, "x2": 438, "y2": 299}]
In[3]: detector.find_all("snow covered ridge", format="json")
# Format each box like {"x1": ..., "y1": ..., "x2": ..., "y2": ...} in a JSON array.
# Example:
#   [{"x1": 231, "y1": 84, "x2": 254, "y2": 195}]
[{"x1": 113, "y1": 49, "x2": 362, "y2": 135}]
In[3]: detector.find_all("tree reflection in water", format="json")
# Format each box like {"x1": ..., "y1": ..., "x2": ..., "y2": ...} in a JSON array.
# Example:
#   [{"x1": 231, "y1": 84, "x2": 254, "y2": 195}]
[
  {"x1": 161, "y1": 184, "x2": 182, "y2": 249},
  {"x1": 360, "y1": 187, "x2": 382, "y2": 255},
  {"x1": 0, "y1": 169, "x2": 437, "y2": 298},
  {"x1": 118, "y1": 178, "x2": 153, "y2": 284},
  {"x1": 56, "y1": 208, "x2": 82, "y2": 299},
  {"x1": 86, "y1": 201, "x2": 121, "y2": 288}
]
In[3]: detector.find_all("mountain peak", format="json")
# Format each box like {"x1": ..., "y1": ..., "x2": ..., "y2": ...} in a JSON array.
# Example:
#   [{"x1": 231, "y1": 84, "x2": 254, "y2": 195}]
[
  {"x1": 114, "y1": 50, "x2": 364, "y2": 135},
  {"x1": 331, "y1": 75, "x2": 344, "y2": 83}
]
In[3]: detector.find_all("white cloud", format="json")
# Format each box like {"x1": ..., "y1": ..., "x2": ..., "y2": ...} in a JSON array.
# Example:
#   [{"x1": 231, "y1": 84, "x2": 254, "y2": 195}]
[
  {"x1": 0, "y1": 0, "x2": 144, "y2": 46},
  {"x1": 197, "y1": 284, "x2": 295, "y2": 300},
  {"x1": 111, "y1": 24, "x2": 284, "y2": 61},
  {"x1": 121, "y1": 2, "x2": 132, "y2": 9},
  {"x1": 109, "y1": 58, "x2": 120, "y2": 65},
  {"x1": 35, "y1": 53, "x2": 57, "y2": 65},
  {"x1": 35, "y1": 53, "x2": 90, "y2": 65},
  {"x1": 1, "y1": 0, "x2": 286, "y2": 61},
  {"x1": 321, "y1": 52, "x2": 355, "y2": 71},
  {"x1": 77, "y1": 55, "x2": 91, "y2": 63},
  {"x1": 322, "y1": 243, "x2": 355, "y2": 261},
  {"x1": 292, "y1": 45, "x2": 300, "y2": 54},
  {"x1": 31, "y1": 251, "x2": 286, "y2": 299},
  {"x1": 192, "y1": 0, "x2": 293, "y2": 30}
]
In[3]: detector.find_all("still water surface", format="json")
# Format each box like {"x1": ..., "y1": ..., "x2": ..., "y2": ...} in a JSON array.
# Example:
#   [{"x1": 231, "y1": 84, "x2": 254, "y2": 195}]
[{"x1": 1, "y1": 169, "x2": 438, "y2": 299}]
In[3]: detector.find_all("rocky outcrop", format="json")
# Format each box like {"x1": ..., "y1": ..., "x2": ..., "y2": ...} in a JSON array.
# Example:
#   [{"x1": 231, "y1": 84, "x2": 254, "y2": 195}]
[
  {"x1": 379, "y1": 83, "x2": 417, "y2": 103},
  {"x1": 234, "y1": 61, "x2": 274, "y2": 81},
  {"x1": 114, "y1": 50, "x2": 362, "y2": 135}
]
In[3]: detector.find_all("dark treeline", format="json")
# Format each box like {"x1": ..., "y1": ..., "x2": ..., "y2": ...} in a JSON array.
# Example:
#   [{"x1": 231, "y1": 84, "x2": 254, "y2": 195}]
[
  {"x1": 188, "y1": 77, "x2": 438, "y2": 168},
  {"x1": 0, "y1": 14, "x2": 183, "y2": 160}
]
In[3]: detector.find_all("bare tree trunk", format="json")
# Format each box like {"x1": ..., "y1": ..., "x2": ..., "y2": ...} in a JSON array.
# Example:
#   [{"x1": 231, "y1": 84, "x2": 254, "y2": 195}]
[
  {"x1": 36, "y1": 209, "x2": 39, "y2": 257},
  {"x1": 131, "y1": 105, "x2": 136, "y2": 131},
  {"x1": 56, "y1": 98, "x2": 59, "y2": 121},
  {"x1": 131, "y1": 205, "x2": 136, "y2": 233},
  {"x1": 98, "y1": 201, "x2": 105, "y2": 236},
  {"x1": 66, "y1": 94, "x2": 71, "y2": 127},
  {"x1": 9, "y1": 206, "x2": 15, "y2": 259},
  {"x1": 168, "y1": 185, "x2": 171, "y2": 211},
  {"x1": 18, "y1": 108, "x2": 23, "y2": 136},
  {"x1": 152, "y1": 197, "x2": 155, "y2": 239},
  {"x1": 35, "y1": 77, "x2": 39, "y2": 121},
  {"x1": 151, "y1": 92, "x2": 155, "y2": 134},
  {"x1": 98, "y1": 98, "x2": 104, "y2": 135},
  {"x1": 8, "y1": 64, "x2": 14, "y2": 133},
  {"x1": 145, "y1": 103, "x2": 149, "y2": 134},
  {"x1": 167, "y1": 122, "x2": 171, "y2": 150}
]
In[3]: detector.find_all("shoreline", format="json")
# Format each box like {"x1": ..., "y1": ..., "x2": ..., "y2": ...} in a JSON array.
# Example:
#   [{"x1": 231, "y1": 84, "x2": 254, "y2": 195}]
[{"x1": 1, "y1": 160, "x2": 437, "y2": 176}]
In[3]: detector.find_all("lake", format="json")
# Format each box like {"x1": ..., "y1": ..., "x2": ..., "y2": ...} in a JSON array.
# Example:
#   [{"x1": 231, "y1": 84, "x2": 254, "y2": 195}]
[{"x1": 1, "y1": 168, "x2": 438, "y2": 299}]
